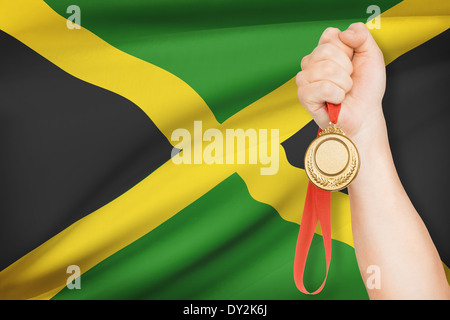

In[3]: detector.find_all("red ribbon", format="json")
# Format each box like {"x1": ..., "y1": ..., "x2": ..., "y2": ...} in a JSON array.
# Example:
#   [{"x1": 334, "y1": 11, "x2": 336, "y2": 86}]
[{"x1": 294, "y1": 102, "x2": 341, "y2": 294}]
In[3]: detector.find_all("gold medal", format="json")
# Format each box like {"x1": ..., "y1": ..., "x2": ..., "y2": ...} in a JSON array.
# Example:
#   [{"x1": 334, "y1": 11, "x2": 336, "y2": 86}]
[{"x1": 304, "y1": 124, "x2": 360, "y2": 191}]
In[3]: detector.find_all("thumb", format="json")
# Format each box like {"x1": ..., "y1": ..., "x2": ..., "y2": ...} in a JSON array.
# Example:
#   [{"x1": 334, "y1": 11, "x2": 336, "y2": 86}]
[
  {"x1": 338, "y1": 22, "x2": 386, "y2": 105},
  {"x1": 339, "y1": 22, "x2": 381, "y2": 57}
]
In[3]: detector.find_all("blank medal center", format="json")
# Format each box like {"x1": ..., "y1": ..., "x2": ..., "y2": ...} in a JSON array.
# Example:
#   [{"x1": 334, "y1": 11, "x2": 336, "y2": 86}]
[{"x1": 315, "y1": 139, "x2": 349, "y2": 175}]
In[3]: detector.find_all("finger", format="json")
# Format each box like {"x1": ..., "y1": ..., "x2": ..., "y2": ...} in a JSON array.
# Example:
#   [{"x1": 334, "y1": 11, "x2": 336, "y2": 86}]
[
  {"x1": 318, "y1": 27, "x2": 354, "y2": 61},
  {"x1": 306, "y1": 43, "x2": 353, "y2": 75},
  {"x1": 302, "y1": 60, "x2": 353, "y2": 93},
  {"x1": 297, "y1": 80, "x2": 346, "y2": 128},
  {"x1": 300, "y1": 54, "x2": 310, "y2": 70},
  {"x1": 339, "y1": 22, "x2": 382, "y2": 57},
  {"x1": 298, "y1": 80, "x2": 346, "y2": 107},
  {"x1": 295, "y1": 70, "x2": 307, "y2": 87}
]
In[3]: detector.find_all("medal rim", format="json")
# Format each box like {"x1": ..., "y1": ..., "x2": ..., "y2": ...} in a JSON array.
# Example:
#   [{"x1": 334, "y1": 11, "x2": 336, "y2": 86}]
[{"x1": 304, "y1": 130, "x2": 360, "y2": 192}]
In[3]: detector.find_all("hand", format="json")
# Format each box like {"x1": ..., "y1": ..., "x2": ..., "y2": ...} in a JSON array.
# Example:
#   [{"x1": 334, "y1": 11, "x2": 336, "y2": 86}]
[
  {"x1": 296, "y1": 23, "x2": 386, "y2": 144},
  {"x1": 297, "y1": 23, "x2": 450, "y2": 299}
]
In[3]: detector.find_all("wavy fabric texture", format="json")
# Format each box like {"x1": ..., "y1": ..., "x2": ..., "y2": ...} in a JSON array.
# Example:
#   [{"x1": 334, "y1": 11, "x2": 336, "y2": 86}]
[
  {"x1": 0, "y1": 29, "x2": 175, "y2": 272},
  {"x1": 0, "y1": 0, "x2": 448, "y2": 300},
  {"x1": 44, "y1": 0, "x2": 403, "y2": 123},
  {"x1": 53, "y1": 174, "x2": 368, "y2": 300}
]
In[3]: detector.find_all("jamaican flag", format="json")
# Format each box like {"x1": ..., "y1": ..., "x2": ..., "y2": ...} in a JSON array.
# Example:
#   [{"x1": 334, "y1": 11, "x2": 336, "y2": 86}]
[{"x1": 0, "y1": 0, "x2": 448, "y2": 300}]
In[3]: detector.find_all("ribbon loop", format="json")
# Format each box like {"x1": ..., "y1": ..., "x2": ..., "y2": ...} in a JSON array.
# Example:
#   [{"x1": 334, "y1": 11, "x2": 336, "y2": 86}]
[
  {"x1": 326, "y1": 102, "x2": 341, "y2": 124},
  {"x1": 293, "y1": 102, "x2": 340, "y2": 295}
]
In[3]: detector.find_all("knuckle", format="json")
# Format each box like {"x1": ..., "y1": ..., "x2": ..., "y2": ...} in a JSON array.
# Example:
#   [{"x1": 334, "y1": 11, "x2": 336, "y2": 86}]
[
  {"x1": 321, "y1": 60, "x2": 337, "y2": 78},
  {"x1": 297, "y1": 86, "x2": 315, "y2": 109},
  {"x1": 345, "y1": 76, "x2": 353, "y2": 92},
  {"x1": 321, "y1": 81, "x2": 344, "y2": 102},
  {"x1": 321, "y1": 27, "x2": 339, "y2": 41},
  {"x1": 297, "y1": 87, "x2": 307, "y2": 105},
  {"x1": 318, "y1": 43, "x2": 335, "y2": 59},
  {"x1": 295, "y1": 71, "x2": 303, "y2": 86},
  {"x1": 347, "y1": 60, "x2": 354, "y2": 74},
  {"x1": 335, "y1": 88, "x2": 345, "y2": 102},
  {"x1": 321, "y1": 81, "x2": 335, "y2": 97},
  {"x1": 300, "y1": 55, "x2": 309, "y2": 70},
  {"x1": 323, "y1": 27, "x2": 338, "y2": 35},
  {"x1": 295, "y1": 71, "x2": 305, "y2": 87},
  {"x1": 331, "y1": 87, "x2": 345, "y2": 102}
]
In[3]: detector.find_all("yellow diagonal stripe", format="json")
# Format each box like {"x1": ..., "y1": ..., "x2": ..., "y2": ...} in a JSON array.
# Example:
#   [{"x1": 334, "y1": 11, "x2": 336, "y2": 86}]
[
  {"x1": 371, "y1": 0, "x2": 450, "y2": 65},
  {"x1": 0, "y1": 0, "x2": 222, "y2": 300},
  {"x1": 0, "y1": 0, "x2": 218, "y2": 141},
  {"x1": 235, "y1": 0, "x2": 449, "y2": 249},
  {"x1": 0, "y1": 0, "x2": 448, "y2": 300},
  {"x1": 0, "y1": 160, "x2": 236, "y2": 300}
]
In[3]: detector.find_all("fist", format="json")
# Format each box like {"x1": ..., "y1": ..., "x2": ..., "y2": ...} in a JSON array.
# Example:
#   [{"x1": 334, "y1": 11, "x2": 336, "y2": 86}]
[{"x1": 296, "y1": 23, "x2": 386, "y2": 140}]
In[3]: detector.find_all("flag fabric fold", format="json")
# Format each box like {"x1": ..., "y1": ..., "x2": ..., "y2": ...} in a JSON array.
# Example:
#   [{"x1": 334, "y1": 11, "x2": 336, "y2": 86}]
[{"x1": 0, "y1": 0, "x2": 448, "y2": 300}]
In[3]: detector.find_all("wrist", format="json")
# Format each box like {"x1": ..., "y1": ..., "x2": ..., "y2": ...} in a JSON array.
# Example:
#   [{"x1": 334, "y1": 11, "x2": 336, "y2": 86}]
[
  {"x1": 349, "y1": 107, "x2": 388, "y2": 154},
  {"x1": 347, "y1": 107, "x2": 396, "y2": 191}
]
